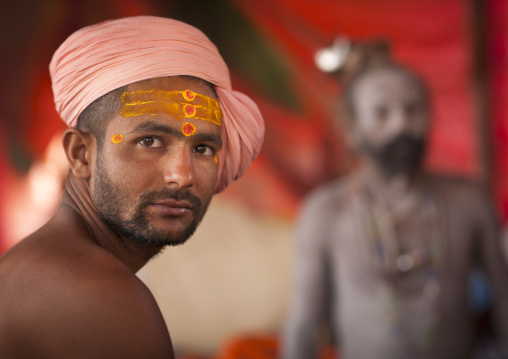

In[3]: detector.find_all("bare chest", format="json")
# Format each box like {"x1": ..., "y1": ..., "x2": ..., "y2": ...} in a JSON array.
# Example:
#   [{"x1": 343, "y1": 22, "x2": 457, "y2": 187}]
[{"x1": 325, "y1": 188, "x2": 476, "y2": 296}]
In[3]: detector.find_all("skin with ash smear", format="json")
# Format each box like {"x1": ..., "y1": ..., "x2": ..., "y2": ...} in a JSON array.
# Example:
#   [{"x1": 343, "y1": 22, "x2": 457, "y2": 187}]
[
  {"x1": 0, "y1": 76, "x2": 222, "y2": 358},
  {"x1": 283, "y1": 67, "x2": 508, "y2": 359}
]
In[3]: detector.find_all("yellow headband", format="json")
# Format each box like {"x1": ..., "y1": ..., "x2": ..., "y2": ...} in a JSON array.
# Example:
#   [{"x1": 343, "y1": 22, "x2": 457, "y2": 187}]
[{"x1": 119, "y1": 89, "x2": 222, "y2": 126}]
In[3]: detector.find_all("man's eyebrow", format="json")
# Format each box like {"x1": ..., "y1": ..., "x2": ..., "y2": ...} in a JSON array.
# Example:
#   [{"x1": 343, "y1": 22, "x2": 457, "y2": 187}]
[
  {"x1": 130, "y1": 121, "x2": 182, "y2": 137},
  {"x1": 193, "y1": 133, "x2": 223, "y2": 149}
]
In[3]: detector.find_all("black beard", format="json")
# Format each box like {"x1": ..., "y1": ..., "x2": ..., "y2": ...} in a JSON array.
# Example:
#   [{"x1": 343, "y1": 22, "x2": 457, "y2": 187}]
[
  {"x1": 364, "y1": 134, "x2": 426, "y2": 175},
  {"x1": 92, "y1": 159, "x2": 210, "y2": 254}
]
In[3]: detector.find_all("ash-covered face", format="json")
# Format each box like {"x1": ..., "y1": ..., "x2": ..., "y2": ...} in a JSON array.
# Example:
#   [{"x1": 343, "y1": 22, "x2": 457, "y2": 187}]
[
  {"x1": 90, "y1": 76, "x2": 222, "y2": 249},
  {"x1": 349, "y1": 67, "x2": 430, "y2": 175}
]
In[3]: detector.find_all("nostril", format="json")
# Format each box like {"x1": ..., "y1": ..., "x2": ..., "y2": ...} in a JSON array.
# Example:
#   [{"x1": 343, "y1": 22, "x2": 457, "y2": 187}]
[{"x1": 162, "y1": 157, "x2": 194, "y2": 187}]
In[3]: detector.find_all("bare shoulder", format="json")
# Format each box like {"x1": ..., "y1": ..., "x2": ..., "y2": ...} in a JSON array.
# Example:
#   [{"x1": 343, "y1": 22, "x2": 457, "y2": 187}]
[
  {"x1": 301, "y1": 176, "x2": 352, "y2": 215},
  {"x1": 0, "y1": 214, "x2": 173, "y2": 358},
  {"x1": 427, "y1": 173, "x2": 492, "y2": 210},
  {"x1": 428, "y1": 173, "x2": 484, "y2": 192},
  {"x1": 47, "y1": 260, "x2": 173, "y2": 358},
  {"x1": 295, "y1": 176, "x2": 353, "y2": 248}
]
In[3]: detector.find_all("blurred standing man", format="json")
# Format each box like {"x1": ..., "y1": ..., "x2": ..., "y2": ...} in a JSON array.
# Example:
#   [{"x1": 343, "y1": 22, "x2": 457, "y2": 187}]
[
  {"x1": 283, "y1": 46, "x2": 508, "y2": 359},
  {"x1": 0, "y1": 16, "x2": 264, "y2": 358}
]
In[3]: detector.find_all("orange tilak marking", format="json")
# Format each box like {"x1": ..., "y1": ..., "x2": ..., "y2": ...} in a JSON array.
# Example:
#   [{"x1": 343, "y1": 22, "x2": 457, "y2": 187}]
[
  {"x1": 119, "y1": 89, "x2": 222, "y2": 126},
  {"x1": 111, "y1": 134, "x2": 124, "y2": 144},
  {"x1": 182, "y1": 89, "x2": 196, "y2": 101},
  {"x1": 182, "y1": 122, "x2": 196, "y2": 137},
  {"x1": 183, "y1": 104, "x2": 197, "y2": 118}
]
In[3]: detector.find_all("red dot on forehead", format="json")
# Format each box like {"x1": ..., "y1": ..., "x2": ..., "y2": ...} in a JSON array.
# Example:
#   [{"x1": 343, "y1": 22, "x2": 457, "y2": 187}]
[
  {"x1": 182, "y1": 122, "x2": 196, "y2": 136},
  {"x1": 186, "y1": 90, "x2": 195, "y2": 100},
  {"x1": 184, "y1": 104, "x2": 195, "y2": 115}
]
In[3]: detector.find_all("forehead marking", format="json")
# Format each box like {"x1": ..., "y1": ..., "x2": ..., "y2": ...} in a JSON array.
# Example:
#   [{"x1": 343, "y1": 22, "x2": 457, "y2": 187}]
[
  {"x1": 111, "y1": 134, "x2": 124, "y2": 144},
  {"x1": 183, "y1": 104, "x2": 197, "y2": 118},
  {"x1": 120, "y1": 89, "x2": 222, "y2": 126},
  {"x1": 182, "y1": 122, "x2": 197, "y2": 137},
  {"x1": 183, "y1": 89, "x2": 196, "y2": 101}
]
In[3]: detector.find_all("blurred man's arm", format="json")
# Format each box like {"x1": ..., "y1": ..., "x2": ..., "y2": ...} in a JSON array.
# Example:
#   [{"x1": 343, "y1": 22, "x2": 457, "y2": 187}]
[
  {"x1": 474, "y1": 186, "x2": 508, "y2": 356},
  {"x1": 282, "y1": 192, "x2": 334, "y2": 359}
]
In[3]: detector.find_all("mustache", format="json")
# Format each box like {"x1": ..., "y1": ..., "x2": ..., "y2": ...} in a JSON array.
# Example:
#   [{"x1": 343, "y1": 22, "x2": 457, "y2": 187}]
[
  {"x1": 363, "y1": 133, "x2": 426, "y2": 175},
  {"x1": 384, "y1": 134, "x2": 425, "y2": 150},
  {"x1": 137, "y1": 188, "x2": 203, "y2": 210}
]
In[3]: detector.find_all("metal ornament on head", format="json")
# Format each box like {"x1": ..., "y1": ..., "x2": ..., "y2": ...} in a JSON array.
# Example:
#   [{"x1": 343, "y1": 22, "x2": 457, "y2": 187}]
[{"x1": 314, "y1": 36, "x2": 392, "y2": 81}]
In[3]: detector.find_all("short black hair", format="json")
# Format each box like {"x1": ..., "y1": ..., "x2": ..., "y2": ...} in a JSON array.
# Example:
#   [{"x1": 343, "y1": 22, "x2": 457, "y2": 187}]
[{"x1": 76, "y1": 85, "x2": 127, "y2": 150}]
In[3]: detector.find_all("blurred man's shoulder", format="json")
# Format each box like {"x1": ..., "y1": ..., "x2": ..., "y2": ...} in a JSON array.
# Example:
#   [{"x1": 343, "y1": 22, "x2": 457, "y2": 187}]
[
  {"x1": 302, "y1": 175, "x2": 355, "y2": 211},
  {"x1": 426, "y1": 172, "x2": 491, "y2": 211},
  {"x1": 426, "y1": 172, "x2": 487, "y2": 195}
]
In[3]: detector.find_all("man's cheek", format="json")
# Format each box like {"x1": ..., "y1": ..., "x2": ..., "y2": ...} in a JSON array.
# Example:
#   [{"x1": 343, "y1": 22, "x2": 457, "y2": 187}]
[
  {"x1": 112, "y1": 161, "x2": 151, "y2": 186},
  {"x1": 200, "y1": 164, "x2": 219, "y2": 190}
]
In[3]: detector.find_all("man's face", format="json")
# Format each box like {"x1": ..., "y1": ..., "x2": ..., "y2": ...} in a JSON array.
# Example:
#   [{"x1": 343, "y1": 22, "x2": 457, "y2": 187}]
[
  {"x1": 90, "y1": 77, "x2": 222, "y2": 249},
  {"x1": 349, "y1": 68, "x2": 430, "y2": 175}
]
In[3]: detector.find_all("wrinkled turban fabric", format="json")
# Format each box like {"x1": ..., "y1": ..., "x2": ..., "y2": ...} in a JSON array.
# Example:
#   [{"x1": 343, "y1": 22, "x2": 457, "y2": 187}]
[{"x1": 50, "y1": 16, "x2": 264, "y2": 193}]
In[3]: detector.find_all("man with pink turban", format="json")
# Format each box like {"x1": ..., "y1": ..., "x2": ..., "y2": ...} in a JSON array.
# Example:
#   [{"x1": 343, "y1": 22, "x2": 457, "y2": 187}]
[{"x1": 0, "y1": 16, "x2": 264, "y2": 358}]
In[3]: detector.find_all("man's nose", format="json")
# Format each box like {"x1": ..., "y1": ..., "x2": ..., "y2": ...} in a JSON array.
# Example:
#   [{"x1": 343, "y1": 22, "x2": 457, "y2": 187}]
[
  {"x1": 390, "y1": 108, "x2": 413, "y2": 135},
  {"x1": 162, "y1": 147, "x2": 194, "y2": 188}
]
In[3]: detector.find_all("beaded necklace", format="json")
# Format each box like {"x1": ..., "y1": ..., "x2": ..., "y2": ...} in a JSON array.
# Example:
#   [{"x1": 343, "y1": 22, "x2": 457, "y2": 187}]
[{"x1": 350, "y1": 177, "x2": 444, "y2": 358}]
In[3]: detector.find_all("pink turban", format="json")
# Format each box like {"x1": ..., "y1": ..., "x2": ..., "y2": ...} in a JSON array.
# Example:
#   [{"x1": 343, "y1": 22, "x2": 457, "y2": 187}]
[{"x1": 50, "y1": 16, "x2": 264, "y2": 193}]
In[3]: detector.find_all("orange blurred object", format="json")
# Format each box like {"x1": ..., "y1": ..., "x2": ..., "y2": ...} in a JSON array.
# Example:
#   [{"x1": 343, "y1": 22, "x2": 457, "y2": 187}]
[{"x1": 215, "y1": 334, "x2": 337, "y2": 359}]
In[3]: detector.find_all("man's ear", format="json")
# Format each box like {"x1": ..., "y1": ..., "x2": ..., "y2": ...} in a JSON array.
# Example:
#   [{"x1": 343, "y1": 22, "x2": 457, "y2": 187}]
[{"x1": 62, "y1": 128, "x2": 96, "y2": 179}]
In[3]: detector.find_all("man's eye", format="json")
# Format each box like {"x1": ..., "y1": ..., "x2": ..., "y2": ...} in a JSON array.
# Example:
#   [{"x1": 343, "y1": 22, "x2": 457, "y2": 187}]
[
  {"x1": 374, "y1": 105, "x2": 389, "y2": 121},
  {"x1": 140, "y1": 136, "x2": 164, "y2": 148},
  {"x1": 193, "y1": 145, "x2": 214, "y2": 156},
  {"x1": 405, "y1": 102, "x2": 422, "y2": 117}
]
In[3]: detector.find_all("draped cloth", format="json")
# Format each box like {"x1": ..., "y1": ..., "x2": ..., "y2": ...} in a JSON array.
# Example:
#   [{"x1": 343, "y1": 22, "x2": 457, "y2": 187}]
[{"x1": 49, "y1": 16, "x2": 264, "y2": 193}]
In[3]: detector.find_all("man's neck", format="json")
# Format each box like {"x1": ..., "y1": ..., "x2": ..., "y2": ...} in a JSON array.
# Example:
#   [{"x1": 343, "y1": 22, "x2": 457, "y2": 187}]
[
  {"x1": 359, "y1": 160, "x2": 425, "y2": 212},
  {"x1": 62, "y1": 172, "x2": 159, "y2": 272}
]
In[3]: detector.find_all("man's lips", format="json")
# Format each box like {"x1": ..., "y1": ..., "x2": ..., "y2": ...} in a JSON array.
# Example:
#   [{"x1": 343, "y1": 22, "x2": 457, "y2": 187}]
[{"x1": 149, "y1": 199, "x2": 193, "y2": 216}]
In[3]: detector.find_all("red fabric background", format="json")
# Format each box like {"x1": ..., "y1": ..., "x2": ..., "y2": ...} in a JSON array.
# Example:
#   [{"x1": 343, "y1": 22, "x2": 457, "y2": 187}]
[
  {"x1": 489, "y1": 0, "x2": 508, "y2": 218},
  {"x1": 222, "y1": 0, "x2": 482, "y2": 217}
]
